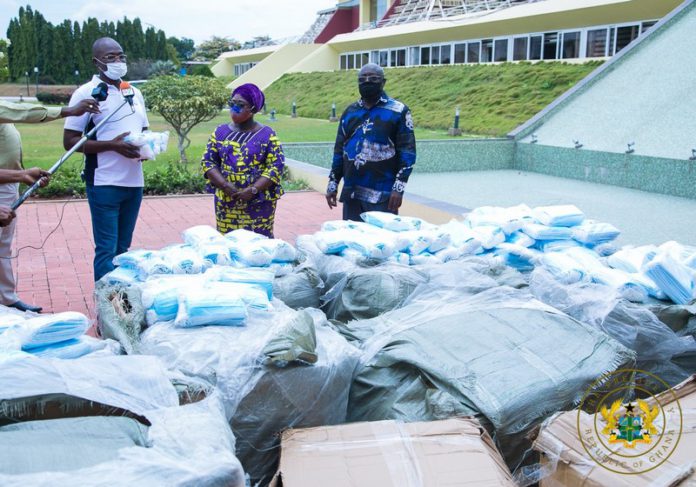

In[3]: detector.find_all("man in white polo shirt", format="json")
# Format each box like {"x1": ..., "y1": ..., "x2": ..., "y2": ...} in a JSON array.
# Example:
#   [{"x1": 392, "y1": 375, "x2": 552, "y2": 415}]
[{"x1": 63, "y1": 37, "x2": 148, "y2": 281}]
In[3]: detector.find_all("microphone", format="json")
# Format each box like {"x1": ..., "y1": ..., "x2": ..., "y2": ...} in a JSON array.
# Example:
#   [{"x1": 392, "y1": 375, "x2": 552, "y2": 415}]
[
  {"x1": 90, "y1": 82, "x2": 108, "y2": 102},
  {"x1": 119, "y1": 81, "x2": 135, "y2": 112}
]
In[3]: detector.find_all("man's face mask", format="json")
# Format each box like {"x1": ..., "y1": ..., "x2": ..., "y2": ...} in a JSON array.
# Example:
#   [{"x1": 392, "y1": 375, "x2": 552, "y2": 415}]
[
  {"x1": 96, "y1": 57, "x2": 128, "y2": 81},
  {"x1": 358, "y1": 74, "x2": 383, "y2": 100}
]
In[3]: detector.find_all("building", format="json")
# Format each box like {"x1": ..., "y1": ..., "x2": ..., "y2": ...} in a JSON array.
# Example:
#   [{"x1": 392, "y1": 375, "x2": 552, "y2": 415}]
[{"x1": 212, "y1": 0, "x2": 683, "y2": 90}]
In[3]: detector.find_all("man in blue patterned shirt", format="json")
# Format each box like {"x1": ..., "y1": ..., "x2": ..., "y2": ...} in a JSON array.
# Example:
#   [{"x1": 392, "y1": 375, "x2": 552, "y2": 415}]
[{"x1": 326, "y1": 63, "x2": 416, "y2": 221}]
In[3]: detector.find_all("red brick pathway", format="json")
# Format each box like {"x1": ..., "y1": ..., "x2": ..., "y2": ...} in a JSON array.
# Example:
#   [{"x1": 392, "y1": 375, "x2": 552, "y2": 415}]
[{"x1": 12, "y1": 192, "x2": 337, "y2": 318}]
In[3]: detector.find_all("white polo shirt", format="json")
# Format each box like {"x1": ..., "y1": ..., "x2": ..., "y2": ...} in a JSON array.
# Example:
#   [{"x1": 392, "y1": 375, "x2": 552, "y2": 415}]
[{"x1": 65, "y1": 75, "x2": 149, "y2": 187}]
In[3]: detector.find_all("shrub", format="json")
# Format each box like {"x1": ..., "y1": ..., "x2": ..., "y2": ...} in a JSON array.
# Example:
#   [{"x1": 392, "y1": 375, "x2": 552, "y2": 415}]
[
  {"x1": 143, "y1": 162, "x2": 206, "y2": 195},
  {"x1": 189, "y1": 64, "x2": 214, "y2": 77},
  {"x1": 148, "y1": 60, "x2": 178, "y2": 78},
  {"x1": 38, "y1": 74, "x2": 57, "y2": 85},
  {"x1": 36, "y1": 91, "x2": 72, "y2": 104}
]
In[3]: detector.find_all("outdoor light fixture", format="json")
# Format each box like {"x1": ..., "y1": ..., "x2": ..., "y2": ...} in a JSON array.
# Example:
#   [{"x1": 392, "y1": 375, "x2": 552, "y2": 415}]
[
  {"x1": 690, "y1": 149, "x2": 696, "y2": 161},
  {"x1": 530, "y1": 133, "x2": 538, "y2": 144},
  {"x1": 626, "y1": 142, "x2": 635, "y2": 154},
  {"x1": 574, "y1": 140, "x2": 583, "y2": 149}
]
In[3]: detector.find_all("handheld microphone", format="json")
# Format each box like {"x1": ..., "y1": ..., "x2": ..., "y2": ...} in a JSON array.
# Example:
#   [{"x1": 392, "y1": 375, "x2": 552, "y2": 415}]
[
  {"x1": 119, "y1": 81, "x2": 135, "y2": 112},
  {"x1": 90, "y1": 82, "x2": 108, "y2": 102}
]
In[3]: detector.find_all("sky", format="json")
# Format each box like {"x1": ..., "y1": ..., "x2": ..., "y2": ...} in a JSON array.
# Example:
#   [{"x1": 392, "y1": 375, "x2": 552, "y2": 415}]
[{"x1": 0, "y1": 0, "x2": 339, "y2": 44}]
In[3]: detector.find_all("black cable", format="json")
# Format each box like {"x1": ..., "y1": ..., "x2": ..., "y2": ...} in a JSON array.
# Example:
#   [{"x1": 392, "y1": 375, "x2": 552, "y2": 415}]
[{"x1": 0, "y1": 199, "x2": 71, "y2": 260}]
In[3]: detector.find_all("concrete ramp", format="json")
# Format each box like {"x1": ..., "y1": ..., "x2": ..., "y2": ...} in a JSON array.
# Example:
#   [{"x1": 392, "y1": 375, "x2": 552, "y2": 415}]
[
  {"x1": 226, "y1": 44, "x2": 323, "y2": 91},
  {"x1": 512, "y1": 0, "x2": 696, "y2": 161}
]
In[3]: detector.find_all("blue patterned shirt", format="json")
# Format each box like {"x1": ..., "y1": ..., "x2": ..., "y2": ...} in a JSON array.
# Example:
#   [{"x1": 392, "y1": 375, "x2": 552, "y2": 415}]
[{"x1": 328, "y1": 92, "x2": 416, "y2": 203}]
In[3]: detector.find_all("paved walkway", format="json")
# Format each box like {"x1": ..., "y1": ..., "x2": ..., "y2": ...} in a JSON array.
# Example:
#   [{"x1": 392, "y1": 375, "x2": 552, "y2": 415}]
[{"x1": 12, "y1": 192, "x2": 337, "y2": 318}]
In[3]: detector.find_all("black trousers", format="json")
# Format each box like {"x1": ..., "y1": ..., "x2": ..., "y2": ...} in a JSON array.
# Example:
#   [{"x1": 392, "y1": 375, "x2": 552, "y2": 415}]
[{"x1": 342, "y1": 197, "x2": 397, "y2": 222}]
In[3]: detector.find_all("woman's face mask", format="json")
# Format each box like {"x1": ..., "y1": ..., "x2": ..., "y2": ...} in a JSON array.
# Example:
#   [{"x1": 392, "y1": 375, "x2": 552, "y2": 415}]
[{"x1": 230, "y1": 99, "x2": 253, "y2": 124}]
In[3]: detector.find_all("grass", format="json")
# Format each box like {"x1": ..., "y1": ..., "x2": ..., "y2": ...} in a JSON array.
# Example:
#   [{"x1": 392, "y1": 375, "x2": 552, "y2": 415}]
[
  {"x1": 264, "y1": 61, "x2": 602, "y2": 136},
  {"x1": 15, "y1": 109, "x2": 457, "y2": 171}
]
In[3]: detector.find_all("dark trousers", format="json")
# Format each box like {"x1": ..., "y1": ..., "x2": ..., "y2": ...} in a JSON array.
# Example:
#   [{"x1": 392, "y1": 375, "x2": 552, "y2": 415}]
[
  {"x1": 86, "y1": 185, "x2": 143, "y2": 281},
  {"x1": 342, "y1": 198, "x2": 396, "y2": 222}
]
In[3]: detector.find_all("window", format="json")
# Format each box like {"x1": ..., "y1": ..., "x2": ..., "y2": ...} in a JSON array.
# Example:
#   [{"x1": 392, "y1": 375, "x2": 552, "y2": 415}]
[
  {"x1": 615, "y1": 25, "x2": 639, "y2": 53},
  {"x1": 513, "y1": 37, "x2": 528, "y2": 61},
  {"x1": 420, "y1": 46, "x2": 430, "y2": 65},
  {"x1": 409, "y1": 47, "x2": 420, "y2": 65},
  {"x1": 340, "y1": 55, "x2": 347, "y2": 70},
  {"x1": 608, "y1": 28, "x2": 615, "y2": 55},
  {"x1": 361, "y1": 53, "x2": 370, "y2": 67},
  {"x1": 441, "y1": 44, "x2": 451, "y2": 64},
  {"x1": 379, "y1": 50, "x2": 388, "y2": 67},
  {"x1": 431, "y1": 45, "x2": 441, "y2": 65},
  {"x1": 370, "y1": 0, "x2": 387, "y2": 22},
  {"x1": 543, "y1": 32, "x2": 558, "y2": 59},
  {"x1": 641, "y1": 21, "x2": 657, "y2": 33},
  {"x1": 347, "y1": 55, "x2": 354, "y2": 69},
  {"x1": 494, "y1": 39, "x2": 508, "y2": 62},
  {"x1": 529, "y1": 35, "x2": 542, "y2": 60},
  {"x1": 467, "y1": 42, "x2": 480, "y2": 63},
  {"x1": 481, "y1": 39, "x2": 493, "y2": 63},
  {"x1": 454, "y1": 43, "x2": 466, "y2": 63},
  {"x1": 586, "y1": 29, "x2": 608, "y2": 57},
  {"x1": 370, "y1": 50, "x2": 379, "y2": 64},
  {"x1": 390, "y1": 49, "x2": 405, "y2": 67},
  {"x1": 390, "y1": 50, "x2": 398, "y2": 67},
  {"x1": 561, "y1": 31, "x2": 580, "y2": 59}
]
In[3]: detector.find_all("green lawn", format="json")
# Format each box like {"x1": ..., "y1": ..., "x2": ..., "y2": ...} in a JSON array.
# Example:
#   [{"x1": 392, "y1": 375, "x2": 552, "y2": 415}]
[{"x1": 17, "y1": 110, "x2": 456, "y2": 171}]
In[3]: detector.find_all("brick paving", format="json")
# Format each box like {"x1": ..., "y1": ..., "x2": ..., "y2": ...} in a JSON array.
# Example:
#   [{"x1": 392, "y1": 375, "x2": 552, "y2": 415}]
[{"x1": 11, "y1": 192, "x2": 337, "y2": 318}]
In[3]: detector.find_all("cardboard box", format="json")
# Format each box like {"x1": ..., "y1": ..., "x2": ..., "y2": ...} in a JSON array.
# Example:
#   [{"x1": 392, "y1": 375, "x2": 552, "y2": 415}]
[
  {"x1": 270, "y1": 417, "x2": 515, "y2": 487},
  {"x1": 533, "y1": 375, "x2": 696, "y2": 486}
]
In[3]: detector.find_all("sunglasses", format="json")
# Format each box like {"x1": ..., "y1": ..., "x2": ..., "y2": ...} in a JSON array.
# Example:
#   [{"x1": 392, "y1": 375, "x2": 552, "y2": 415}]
[{"x1": 358, "y1": 75, "x2": 383, "y2": 83}]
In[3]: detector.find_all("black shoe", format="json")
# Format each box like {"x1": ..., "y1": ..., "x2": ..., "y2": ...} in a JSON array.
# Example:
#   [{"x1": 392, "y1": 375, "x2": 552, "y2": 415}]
[{"x1": 8, "y1": 300, "x2": 42, "y2": 313}]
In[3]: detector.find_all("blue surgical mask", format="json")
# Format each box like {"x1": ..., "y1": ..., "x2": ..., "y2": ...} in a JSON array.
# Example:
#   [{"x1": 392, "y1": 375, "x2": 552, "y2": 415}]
[{"x1": 230, "y1": 105, "x2": 243, "y2": 114}]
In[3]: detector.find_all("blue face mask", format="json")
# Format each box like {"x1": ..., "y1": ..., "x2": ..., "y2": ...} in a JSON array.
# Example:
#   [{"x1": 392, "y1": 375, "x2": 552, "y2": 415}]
[{"x1": 230, "y1": 105, "x2": 243, "y2": 114}]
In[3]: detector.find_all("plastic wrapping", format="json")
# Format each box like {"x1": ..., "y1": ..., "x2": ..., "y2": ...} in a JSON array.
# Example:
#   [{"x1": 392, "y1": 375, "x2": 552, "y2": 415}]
[
  {"x1": 439, "y1": 219, "x2": 483, "y2": 254},
  {"x1": 533, "y1": 204, "x2": 585, "y2": 227},
  {"x1": 360, "y1": 211, "x2": 423, "y2": 232},
  {"x1": 506, "y1": 231, "x2": 535, "y2": 248},
  {"x1": 465, "y1": 204, "x2": 534, "y2": 235},
  {"x1": 224, "y1": 228, "x2": 268, "y2": 243},
  {"x1": 101, "y1": 266, "x2": 141, "y2": 286},
  {"x1": 0, "y1": 355, "x2": 244, "y2": 487},
  {"x1": 606, "y1": 245, "x2": 658, "y2": 273},
  {"x1": 124, "y1": 130, "x2": 169, "y2": 160},
  {"x1": 230, "y1": 240, "x2": 273, "y2": 267},
  {"x1": 522, "y1": 223, "x2": 572, "y2": 240},
  {"x1": 182, "y1": 225, "x2": 224, "y2": 247},
  {"x1": 645, "y1": 252, "x2": 696, "y2": 305},
  {"x1": 469, "y1": 225, "x2": 506, "y2": 250},
  {"x1": 258, "y1": 239, "x2": 297, "y2": 263},
  {"x1": 204, "y1": 266, "x2": 274, "y2": 299},
  {"x1": 530, "y1": 267, "x2": 696, "y2": 386},
  {"x1": 273, "y1": 265, "x2": 324, "y2": 309},
  {"x1": 345, "y1": 285, "x2": 633, "y2": 470},
  {"x1": 0, "y1": 312, "x2": 89, "y2": 351},
  {"x1": 571, "y1": 220, "x2": 620, "y2": 244},
  {"x1": 95, "y1": 284, "x2": 144, "y2": 354},
  {"x1": 159, "y1": 244, "x2": 207, "y2": 275},
  {"x1": 322, "y1": 263, "x2": 428, "y2": 322},
  {"x1": 139, "y1": 304, "x2": 360, "y2": 484},
  {"x1": 28, "y1": 336, "x2": 115, "y2": 359},
  {"x1": 173, "y1": 285, "x2": 249, "y2": 328}
]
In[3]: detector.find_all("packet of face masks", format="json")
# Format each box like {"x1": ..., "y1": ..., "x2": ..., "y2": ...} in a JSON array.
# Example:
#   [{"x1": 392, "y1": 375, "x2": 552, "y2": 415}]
[{"x1": 124, "y1": 131, "x2": 170, "y2": 160}]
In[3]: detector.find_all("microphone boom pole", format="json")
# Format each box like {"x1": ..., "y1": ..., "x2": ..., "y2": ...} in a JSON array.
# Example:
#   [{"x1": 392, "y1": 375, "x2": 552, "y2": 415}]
[{"x1": 11, "y1": 97, "x2": 131, "y2": 211}]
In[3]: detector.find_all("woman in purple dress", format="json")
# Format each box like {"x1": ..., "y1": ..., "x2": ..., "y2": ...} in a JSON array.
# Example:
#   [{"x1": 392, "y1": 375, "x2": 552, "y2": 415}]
[{"x1": 201, "y1": 83, "x2": 285, "y2": 237}]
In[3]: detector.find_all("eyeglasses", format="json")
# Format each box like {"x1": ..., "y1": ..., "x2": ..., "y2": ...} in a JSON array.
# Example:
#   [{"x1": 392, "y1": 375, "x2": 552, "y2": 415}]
[
  {"x1": 228, "y1": 100, "x2": 250, "y2": 109},
  {"x1": 101, "y1": 54, "x2": 127, "y2": 63},
  {"x1": 358, "y1": 75, "x2": 383, "y2": 83}
]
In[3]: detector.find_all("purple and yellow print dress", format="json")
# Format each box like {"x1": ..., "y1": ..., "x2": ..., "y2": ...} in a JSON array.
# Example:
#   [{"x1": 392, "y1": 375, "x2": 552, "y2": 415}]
[{"x1": 201, "y1": 124, "x2": 285, "y2": 237}]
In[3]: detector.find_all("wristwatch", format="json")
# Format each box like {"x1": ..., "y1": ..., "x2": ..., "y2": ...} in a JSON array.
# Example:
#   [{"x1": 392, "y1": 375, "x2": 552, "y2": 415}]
[{"x1": 250, "y1": 186, "x2": 259, "y2": 195}]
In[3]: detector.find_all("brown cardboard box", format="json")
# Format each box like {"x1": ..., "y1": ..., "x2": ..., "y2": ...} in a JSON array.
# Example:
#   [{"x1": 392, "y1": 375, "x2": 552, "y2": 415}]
[
  {"x1": 269, "y1": 417, "x2": 515, "y2": 487},
  {"x1": 533, "y1": 375, "x2": 696, "y2": 486}
]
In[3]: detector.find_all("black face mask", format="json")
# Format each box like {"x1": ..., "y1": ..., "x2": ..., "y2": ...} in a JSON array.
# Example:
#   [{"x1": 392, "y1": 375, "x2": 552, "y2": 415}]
[{"x1": 359, "y1": 82, "x2": 382, "y2": 100}]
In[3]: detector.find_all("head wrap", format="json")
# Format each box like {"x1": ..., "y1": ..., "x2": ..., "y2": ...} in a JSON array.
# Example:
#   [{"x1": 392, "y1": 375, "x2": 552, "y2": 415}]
[{"x1": 232, "y1": 83, "x2": 265, "y2": 113}]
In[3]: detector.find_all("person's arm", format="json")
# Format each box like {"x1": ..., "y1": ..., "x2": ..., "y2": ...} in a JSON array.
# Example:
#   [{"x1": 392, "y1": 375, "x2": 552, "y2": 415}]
[
  {"x1": 0, "y1": 168, "x2": 50, "y2": 185},
  {"x1": 0, "y1": 206, "x2": 15, "y2": 227},
  {"x1": 0, "y1": 99, "x2": 98, "y2": 124},
  {"x1": 326, "y1": 112, "x2": 348, "y2": 209},
  {"x1": 389, "y1": 107, "x2": 417, "y2": 212},
  {"x1": 235, "y1": 132, "x2": 285, "y2": 202},
  {"x1": 201, "y1": 130, "x2": 236, "y2": 199}
]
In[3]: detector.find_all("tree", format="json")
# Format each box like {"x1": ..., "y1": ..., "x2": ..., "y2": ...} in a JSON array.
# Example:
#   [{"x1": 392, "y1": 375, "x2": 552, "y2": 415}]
[
  {"x1": 0, "y1": 39, "x2": 9, "y2": 82},
  {"x1": 168, "y1": 37, "x2": 195, "y2": 61},
  {"x1": 141, "y1": 75, "x2": 228, "y2": 162},
  {"x1": 195, "y1": 36, "x2": 240, "y2": 61},
  {"x1": 148, "y1": 60, "x2": 176, "y2": 77}
]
